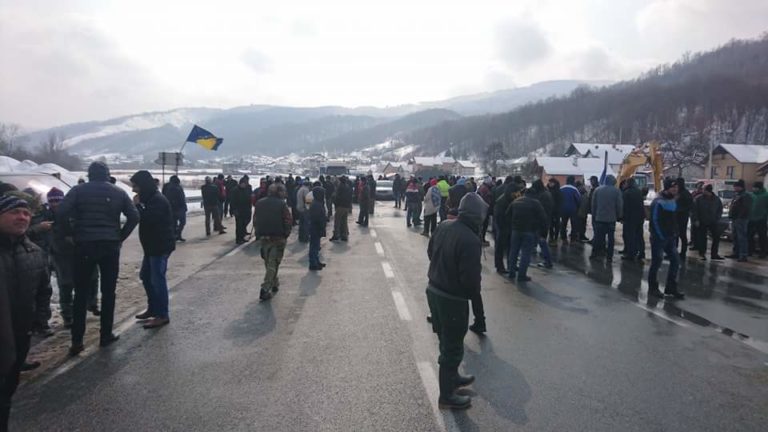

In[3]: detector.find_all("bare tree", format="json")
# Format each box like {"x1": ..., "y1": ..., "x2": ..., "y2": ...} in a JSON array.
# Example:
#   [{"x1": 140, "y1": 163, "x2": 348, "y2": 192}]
[{"x1": 0, "y1": 123, "x2": 21, "y2": 155}]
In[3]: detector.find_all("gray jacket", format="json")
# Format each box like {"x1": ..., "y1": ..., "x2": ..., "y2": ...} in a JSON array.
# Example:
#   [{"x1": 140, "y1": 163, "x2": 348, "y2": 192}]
[{"x1": 591, "y1": 175, "x2": 623, "y2": 223}]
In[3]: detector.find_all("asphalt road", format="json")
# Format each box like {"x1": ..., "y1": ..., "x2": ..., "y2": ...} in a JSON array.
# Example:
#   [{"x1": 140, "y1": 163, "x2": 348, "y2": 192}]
[{"x1": 10, "y1": 204, "x2": 768, "y2": 431}]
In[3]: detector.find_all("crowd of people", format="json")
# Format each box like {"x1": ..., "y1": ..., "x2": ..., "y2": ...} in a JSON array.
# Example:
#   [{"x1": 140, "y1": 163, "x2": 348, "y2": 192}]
[{"x1": 2, "y1": 160, "x2": 767, "y2": 419}]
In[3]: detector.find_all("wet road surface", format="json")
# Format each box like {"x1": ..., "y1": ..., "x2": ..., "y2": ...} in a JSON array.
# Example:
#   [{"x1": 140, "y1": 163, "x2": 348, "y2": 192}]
[{"x1": 10, "y1": 204, "x2": 768, "y2": 431}]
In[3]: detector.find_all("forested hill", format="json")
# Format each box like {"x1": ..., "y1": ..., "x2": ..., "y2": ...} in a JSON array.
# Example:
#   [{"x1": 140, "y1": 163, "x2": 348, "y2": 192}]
[{"x1": 405, "y1": 35, "x2": 768, "y2": 169}]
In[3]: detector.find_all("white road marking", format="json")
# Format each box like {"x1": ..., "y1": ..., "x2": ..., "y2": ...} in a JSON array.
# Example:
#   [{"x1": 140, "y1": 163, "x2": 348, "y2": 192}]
[
  {"x1": 381, "y1": 261, "x2": 395, "y2": 279},
  {"x1": 391, "y1": 291, "x2": 413, "y2": 321},
  {"x1": 632, "y1": 303, "x2": 689, "y2": 327},
  {"x1": 417, "y1": 362, "x2": 459, "y2": 432},
  {"x1": 224, "y1": 241, "x2": 251, "y2": 258},
  {"x1": 370, "y1": 229, "x2": 378, "y2": 238},
  {"x1": 374, "y1": 242, "x2": 385, "y2": 256}
]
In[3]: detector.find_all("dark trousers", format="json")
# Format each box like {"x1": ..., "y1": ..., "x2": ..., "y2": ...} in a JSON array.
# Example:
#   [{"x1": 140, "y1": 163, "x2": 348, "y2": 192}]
[
  {"x1": 509, "y1": 231, "x2": 536, "y2": 279},
  {"x1": 732, "y1": 219, "x2": 749, "y2": 259},
  {"x1": 235, "y1": 209, "x2": 251, "y2": 241},
  {"x1": 471, "y1": 291, "x2": 485, "y2": 324},
  {"x1": 394, "y1": 191, "x2": 402, "y2": 208},
  {"x1": 422, "y1": 213, "x2": 437, "y2": 236},
  {"x1": 560, "y1": 213, "x2": 577, "y2": 239},
  {"x1": 623, "y1": 220, "x2": 644, "y2": 259},
  {"x1": 173, "y1": 209, "x2": 186, "y2": 239},
  {"x1": 71, "y1": 241, "x2": 120, "y2": 345},
  {"x1": 204, "y1": 205, "x2": 223, "y2": 234},
  {"x1": 309, "y1": 233, "x2": 321, "y2": 267},
  {"x1": 481, "y1": 213, "x2": 491, "y2": 241},
  {"x1": 1, "y1": 337, "x2": 30, "y2": 432},
  {"x1": 748, "y1": 220, "x2": 768, "y2": 256},
  {"x1": 439, "y1": 197, "x2": 447, "y2": 221},
  {"x1": 696, "y1": 223, "x2": 721, "y2": 257},
  {"x1": 592, "y1": 221, "x2": 616, "y2": 258},
  {"x1": 649, "y1": 236, "x2": 679, "y2": 292},
  {"x1": 549, "y1": 214, "x2": 561, "y2": 241},
  {"x1": 223, "y1": 199, "x2": 231, "y2": 217},
  {"x1": 333, "y1": 207, "x2": 350, "y2": 239},
  {"x1": 426, "y1": 288, "x2": 468, "y2": 369},
  {"x1": 676, "y1": 214, "x2": 689, "y2": 256},
  {"x1": 537, "y1": 236, "x2": 552, "y2": 266},
  {"x1": 54, "y1": 252, "x2": 97, "y2": 321},
  {"x1": 357, "y1": 202, "x2": 369, "y2": 227},
  {"x1": 494, "y1": 226, "x2": 510, "y2": 271},
  {"x1": 298, "y1": 211, "x2": 309, "y2": 242},
  {"x1": 406, "y1": 202, "x2": 422, "y2": 226},
  {"x1": 140, "y1": 255, "x2": 170, "y2": 319},
  {"x1": 326, "y1": 199, "x2": 333, "y2": 218}
]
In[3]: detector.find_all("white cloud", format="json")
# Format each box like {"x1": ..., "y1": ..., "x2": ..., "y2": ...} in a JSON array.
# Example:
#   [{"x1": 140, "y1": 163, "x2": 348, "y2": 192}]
[
  {"x1": 241, "y1": 49, "x2": 272, "y2": 74},
  {"x1": 494, "y1": 18, "x2": 553, "y2": 68}
]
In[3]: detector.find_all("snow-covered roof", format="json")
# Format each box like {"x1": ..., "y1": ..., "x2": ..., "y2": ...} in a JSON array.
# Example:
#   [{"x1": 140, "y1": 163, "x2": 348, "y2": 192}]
[
  {"x1": 584, "y1": 147, "x2": 630, "y2": 164},
  {"x1": 455, "y1": 160, "x2": 476, "y2": 168},
  {"x1": 535, "y1": 156, "x2": 615, "y2": 177},
  {"x1": 0, "y1": 156, "x2": 21, "y2": 171},
  {"x1": 412, "y1": 156, "x2": 454, "y2": 167},
  {"x1": 566, "y1": 143, "x2": 635, "y2": 157},
  {"x1": 714, "y1": 144, "x2": 768, "y2": 164}
]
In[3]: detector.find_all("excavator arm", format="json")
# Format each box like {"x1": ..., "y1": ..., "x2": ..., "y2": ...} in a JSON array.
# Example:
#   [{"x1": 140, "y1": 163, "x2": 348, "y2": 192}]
[{"x1": 616, "y1": 140, "x2": 664, "y2": 191}]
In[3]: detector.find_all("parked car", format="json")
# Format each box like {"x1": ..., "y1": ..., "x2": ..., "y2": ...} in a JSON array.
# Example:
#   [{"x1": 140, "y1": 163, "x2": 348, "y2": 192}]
[
  {"x1": 0, "y1": 172, "x2": 71, "y2": 203},
  {"x1": 375, "y1": 180, "x2": 394, "y2": 200}
]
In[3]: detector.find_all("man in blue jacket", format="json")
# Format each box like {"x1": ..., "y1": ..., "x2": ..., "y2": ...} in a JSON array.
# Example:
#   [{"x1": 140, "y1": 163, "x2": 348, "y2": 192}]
[
  {"x1": 647, "y1": 178, "x2": 684, "y2": 299},
  {"x1": 559, "y1": 175, "x2": 581, "y2": 242},
  {"x1": 57, "y1": 162, "x2": 139, "y2": 355}
]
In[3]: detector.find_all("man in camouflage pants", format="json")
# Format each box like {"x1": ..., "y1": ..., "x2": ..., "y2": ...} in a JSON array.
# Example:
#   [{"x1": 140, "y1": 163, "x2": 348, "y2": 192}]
[{"x1": 253, "y1": 183, "x2": 293, "y2": 300}]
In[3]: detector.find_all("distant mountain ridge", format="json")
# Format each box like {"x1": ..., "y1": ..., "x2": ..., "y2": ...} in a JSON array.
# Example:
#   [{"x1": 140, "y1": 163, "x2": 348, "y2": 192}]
[{"x1": 15, "y1": 80, "x2": 604, "y2": 159}]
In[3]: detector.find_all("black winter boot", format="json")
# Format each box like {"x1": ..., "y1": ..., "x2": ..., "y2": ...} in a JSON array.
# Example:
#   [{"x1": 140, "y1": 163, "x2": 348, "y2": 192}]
[
  {"x1": 454, "y1": 371, "x2": 476, "y2": 387},
  {"x1": 438, "y1": 366, "x2": 471, "y2": 410}
]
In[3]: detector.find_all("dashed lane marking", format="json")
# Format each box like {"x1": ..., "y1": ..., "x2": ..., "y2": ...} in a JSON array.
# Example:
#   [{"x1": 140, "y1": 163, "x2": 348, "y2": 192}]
[
  {"x1": 370, "y1": 229, "x2": 378, "y2": 238},
  {"x1": 417, "y1": 362, "x2": 459, "y2": 432},
  {"x1": 381, "y1": 261, "x2": 395, "y2": 279},
  {"x1": 391, "y1": 291, "x2": 413, "y2": 321},
  {"x1": 374, "y1": 242, "x2": 385, "y2": 256},
  {"x1": 632, "y1": 303, "x2": 690, "y2": 328},
  {"x1": 224, "y1": 240, "x2": 251, "y2": 258}
]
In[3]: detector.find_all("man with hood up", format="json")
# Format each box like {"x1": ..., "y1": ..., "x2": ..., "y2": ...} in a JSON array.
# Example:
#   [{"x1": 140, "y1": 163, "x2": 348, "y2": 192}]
[
  {"x1": 426, "y1": 192, "x2": 486, "y2": 410},
  {"x1": 130, "y1": 171, "x2": 175, "y2": 329},
  {"x1": 57, "y1": 162, "x2": 139, "y2": 355},
  {"x1": 163, "y1": 175, "x2": 187, "y2": 242},
  {"x1": 590, "y1": 175, "x2": 623, "y2": 262}
]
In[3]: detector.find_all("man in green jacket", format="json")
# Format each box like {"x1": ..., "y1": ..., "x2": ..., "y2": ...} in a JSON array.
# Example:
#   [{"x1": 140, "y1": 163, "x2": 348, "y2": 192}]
[{"x1": 748, "y1": 182, "x2": 768, "y2": 258}]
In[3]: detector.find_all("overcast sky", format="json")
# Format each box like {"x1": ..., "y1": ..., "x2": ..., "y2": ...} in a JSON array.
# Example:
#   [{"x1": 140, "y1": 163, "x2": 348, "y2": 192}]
[{"x1": 1, "y1": 0, "x2": 766, "y2": 129}]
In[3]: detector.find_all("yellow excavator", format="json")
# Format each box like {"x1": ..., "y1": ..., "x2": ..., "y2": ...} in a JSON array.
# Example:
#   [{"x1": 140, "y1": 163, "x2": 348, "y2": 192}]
[{"x1": 616, "y1": 140, "x2": 664, "y2": 192}]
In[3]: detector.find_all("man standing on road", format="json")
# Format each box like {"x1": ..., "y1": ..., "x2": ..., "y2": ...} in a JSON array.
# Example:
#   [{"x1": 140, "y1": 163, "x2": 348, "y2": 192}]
[
  {"x1": 330, "y1": 176, "x2": 352, "y2": 242},
  {"x1": 691, "y1": 184, "x2": 724, "y2": 260},
  {"x1": 493, "y1": 179, "x2": 515, "y2": 273},
  {"x1": 421, "y1": 179, "x2": 440, "y2": 237},
  {"x1": 57, "y1": 162, "x2": 139, "y2": 355},
  {"x1": 308, "y1": 184, "x2": 327, "y2": 271},
  {"x1": 621, "y1": 177, "x2": 645, "y2": 262},
  {"x1": 405, "y1": 177, "x2": 423, "y2": 228},
  {"x1": 253, "y1": 183, "x2": 293, "y2": 300},
  {"x1": 426, "y1": 192, "x2": 486, "y2": 410},
  {"x1": 356, "y1": 177, "x2": 370, "y2": 227},
  {"x1": 530, "y1": 180, "x2": 554, "y2": 269},
  {"x1": 296, "y1": 179, "x2": 311, "y2": 242},
  {"x1": 201, "y1": 177, "x2": 226, "y2": 236},
  {"x1": 130, "y1": 171, "x2": 175, "y2": 329},
  {"x1": 590, "y1": 175, "x2": 623, "y2": 262},
  {"x1": 0, "y1": 195, "x2": 52, "y2": 431},
  {"x1": 224, "y1": 175, "x2": 238, "y2": 218},
  {"x1": 674, "y1": 178, "x2": 693, "y2": 259},
  {"x1": 392, "y1": 173, "x2": 404, "y2": 209},
  {"x1": 726, "y1": 179, "x2": 753, "y2": 262},
  {"x1": 648, "y1": 178, "x2": 685, "y2": 299},
  {"x1": 507, "y1": 188, "x2": 547, "y2": 282},
  {"x1": 747, "y1": 182, "x2": 768, "y2": 258},
  {"x1": 230, "y1": 177, "x2": 253, "y2": 244},
  {"x1": 559, "y1": 176, "x2": 581, "y2": 242},
  {"x1": 163, "y1": 175, "x2": 187, "y2": 242}
]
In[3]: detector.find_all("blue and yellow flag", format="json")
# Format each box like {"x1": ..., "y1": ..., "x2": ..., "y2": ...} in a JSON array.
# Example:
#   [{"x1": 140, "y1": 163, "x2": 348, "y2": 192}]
[{"x1": 186, "y1": 125, "x2": 223, "y2": 151}]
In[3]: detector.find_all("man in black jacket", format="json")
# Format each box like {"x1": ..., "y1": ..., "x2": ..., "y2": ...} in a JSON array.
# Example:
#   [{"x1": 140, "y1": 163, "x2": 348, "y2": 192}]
[
  {"x1": 223, "y1": 175, "x2": 238, "y2": 218},
  {"x1": 0, "y1": 195, "x2": 52, "y2": 430},
  {"x1": 691, "y1": 184, "x2": 723, "y2": 260},
  {"x1": 675, "y1": 178, "x2": 693, "y2": 258},
  {"x1": 162, "y1": 175, "x2": 187, "y2": 242},
  {"x1": 253, "y1": 183, "x2": 292, "y2": 300},
  {"x1": 426, "y1": 192, "x2": 486, "y2": 410},
  {"x1": 530, "y1": 180, "x2": 553, "y2": 269},
  {"x1": 727, "y1": 179, "x2": 753, "y2": 262},
  {"x1": 507, "y1": 189, "x2": 547, "y2": 282},
  {"x1": 130, "y1": 171, "x2": 175, "y2": 329},
  {"x1": 57, "y1": 162, "x2": 139, "y2": 355},
  {"x1": 331, "y1": 176, "x2": 352, "y2": 242},
  {"x1": 621, "y1": 178, "x2": 646, "y2": 262},
  {"x1": 230, "y1": 177, "x2": 253, "y2": 244},
  {"x1": 201, "y1": 176, "x2": 225, "y2": 236}
]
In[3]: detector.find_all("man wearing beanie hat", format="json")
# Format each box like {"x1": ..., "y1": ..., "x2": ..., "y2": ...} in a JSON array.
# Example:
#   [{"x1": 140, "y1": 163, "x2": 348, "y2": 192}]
[
  {"x1": 130, "y1": 170, "x2": 175, "y2": 329},
  {"x1": 425, "y1": 192, "x2": 486, "y2": 410},
  {"x1": 726, "y1": 179, "x2": 752, "y2": 262},
  {"x1": 691, "y1": 184, "x2": 724, "y2": 260},
  {"x1": 0, "y1": 194, "x2": 52, "y2": 429},
  {"x1": 647, "y1": 178, "x2": 684, "y2": 299},
  {"x1": 57, "y1": 161, "x2": 139, "y2": 355}
]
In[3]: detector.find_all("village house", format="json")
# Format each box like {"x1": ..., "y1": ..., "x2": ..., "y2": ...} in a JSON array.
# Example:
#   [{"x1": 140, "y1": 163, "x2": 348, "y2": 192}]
[
  {"x1": 710, "y1": 144, "x2": 768, "y2": 184},
  {"x1": 534, "y1": 156, "x2": 615, "y2": 184}
]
